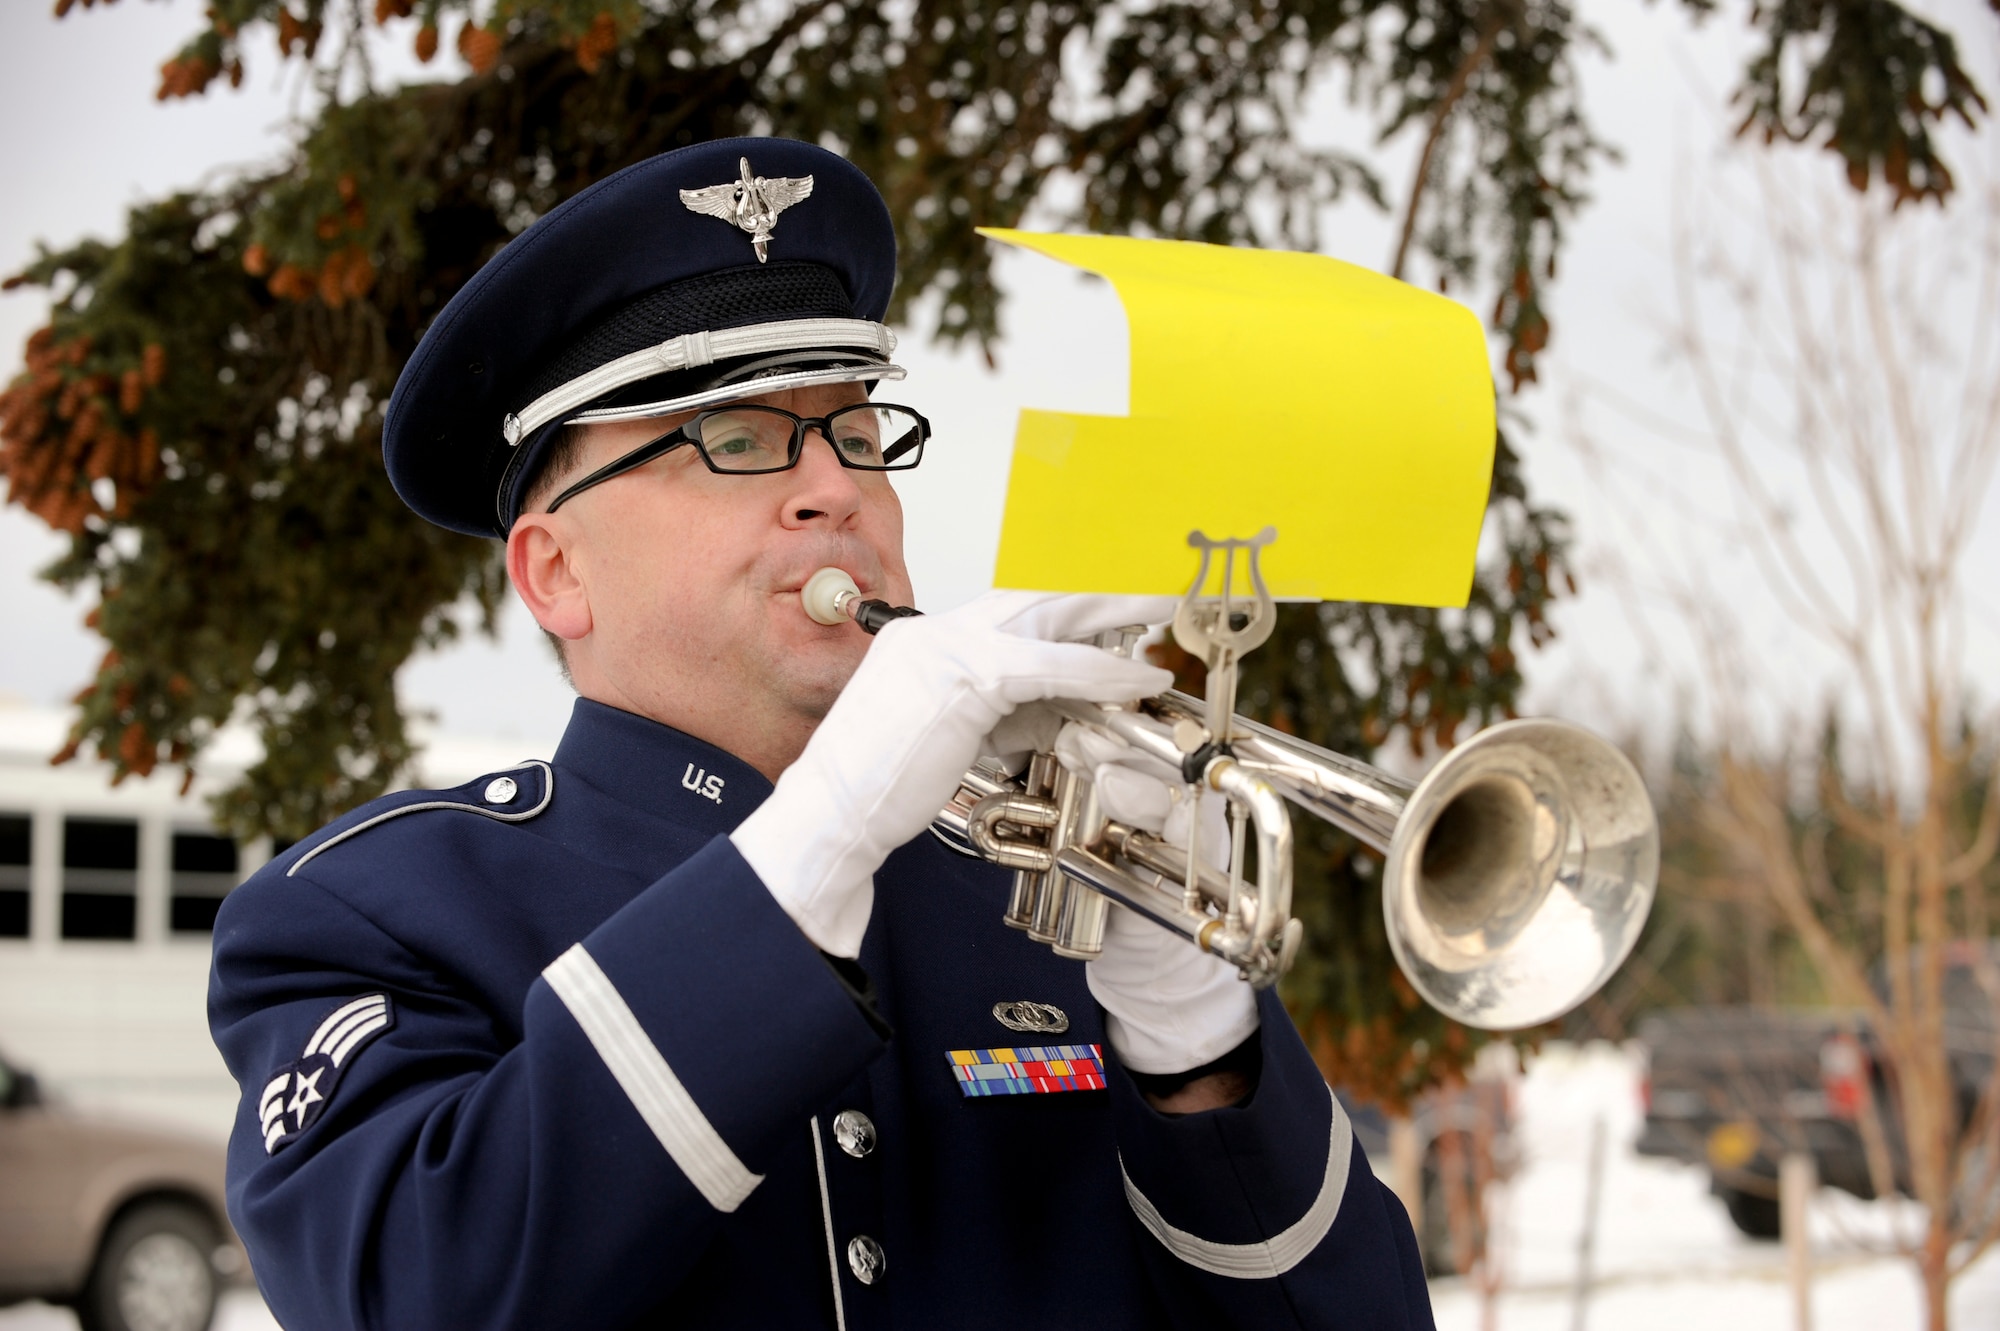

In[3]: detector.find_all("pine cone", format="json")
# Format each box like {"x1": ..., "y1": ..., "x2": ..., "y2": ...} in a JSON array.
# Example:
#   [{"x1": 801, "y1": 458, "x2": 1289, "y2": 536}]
[
  {"x1": 575, "y1": 13, "x2": 619, "y2": 75},
  {"x1": 459, "y1": 24, "x2": 503, "y2": 75}
]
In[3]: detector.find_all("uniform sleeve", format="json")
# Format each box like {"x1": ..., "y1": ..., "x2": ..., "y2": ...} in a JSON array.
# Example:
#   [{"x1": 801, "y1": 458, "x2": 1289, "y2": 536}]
[
  {"x1": 1106, "y1": 987, "x2": 1436, "y2": 1330},
  {"x1": 209, "y1": 834, "x2": 885, "y2": 1331}
]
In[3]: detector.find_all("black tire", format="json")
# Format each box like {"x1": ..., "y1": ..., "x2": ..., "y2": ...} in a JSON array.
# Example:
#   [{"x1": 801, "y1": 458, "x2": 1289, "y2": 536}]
[
  {"x1": 75, "y1": 1200, "x2": 219, "y2": 1331},
  {"x1": 1419, "y1": 1160, "x2": 1457, "y2": 1277},
  {"x1": 1718, "y1": 1183, "x2": 1782, "y2": 1240},
  {"x1": 1419, "y1": 1139, "x2": 1487, "y2": 1277}
]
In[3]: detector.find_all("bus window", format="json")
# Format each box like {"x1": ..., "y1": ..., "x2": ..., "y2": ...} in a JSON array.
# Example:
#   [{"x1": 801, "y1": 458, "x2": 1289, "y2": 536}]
[
  {"x1": 0, "y1": 814, "x2": 27, "y2": 938},
  {"x1": 62, "y1": 818, "x2": 137, "y2": 940},
  {"x1": 170, "y1": 831, "x2": 239, "y2": 933}
]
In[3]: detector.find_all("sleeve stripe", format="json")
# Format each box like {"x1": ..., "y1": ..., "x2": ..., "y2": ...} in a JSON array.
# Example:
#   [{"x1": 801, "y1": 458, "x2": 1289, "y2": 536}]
[
  {"x1": 313, "y1": 1002, "x2": 389, "y2": 1061},
  {"x1": 1118, "y1": 1084, "x2": 1353, "y2": 1279},
  {"x1": 327, "y1": 1014, "x2": 391, "y2": 1066},
  {"x1": 258, "y1": 1074, "x2": 291, "y2": 1122},
  {"x1": 306, "y1": 995, "x2": 385, "y2": 1056},
  {"x1": 542, "y1": 943, "x2": 763, "y2": 1212}
]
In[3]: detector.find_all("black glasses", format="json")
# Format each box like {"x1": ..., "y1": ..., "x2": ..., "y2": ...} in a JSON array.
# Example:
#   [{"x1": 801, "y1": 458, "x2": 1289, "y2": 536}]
[{"x1": 543, "y1": 403, "x2": 932, "y2": 514}]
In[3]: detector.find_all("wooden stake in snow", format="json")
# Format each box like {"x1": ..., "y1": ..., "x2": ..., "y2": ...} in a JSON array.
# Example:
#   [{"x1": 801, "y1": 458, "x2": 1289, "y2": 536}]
[
  {"x1": 1569, "y1": 1114, "x2": 1607, "y2": 1331},
  {"x1": 1781, "y1": 1151, "x2": 1815, "y2": 1331},
  {"x1": 1389, "y1": 1115, "x2": 1423, "y2": 1244}
]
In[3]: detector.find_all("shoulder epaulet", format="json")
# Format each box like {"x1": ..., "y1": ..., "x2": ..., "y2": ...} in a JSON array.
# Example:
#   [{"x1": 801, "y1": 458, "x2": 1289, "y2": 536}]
[{"x1": 285, "y1": 760, "x2": 555, "y2": 878}]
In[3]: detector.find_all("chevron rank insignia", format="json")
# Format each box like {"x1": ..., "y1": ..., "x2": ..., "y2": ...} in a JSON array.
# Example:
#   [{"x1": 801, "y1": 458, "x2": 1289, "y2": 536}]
[
  {"x1": 259, "y1": 994, "x2": 395, "y2": 1155},
  {"x1": 679, "y1": 156, "x2": 814, "y2": 262},
  {"x1": 947, "y1": 1044, "x2": 1106, "y2": 1097}
]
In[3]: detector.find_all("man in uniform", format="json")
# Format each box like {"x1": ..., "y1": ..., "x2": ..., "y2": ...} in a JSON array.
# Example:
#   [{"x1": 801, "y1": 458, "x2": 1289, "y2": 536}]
[{"x1": 210, "y1": 137, "x2": 1434, "y2": 1329}]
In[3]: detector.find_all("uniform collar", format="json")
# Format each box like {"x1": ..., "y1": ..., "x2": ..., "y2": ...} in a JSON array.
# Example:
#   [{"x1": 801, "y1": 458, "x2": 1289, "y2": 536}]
[{"x1": 553, "y1": 698, "x2": 774, "y2": 835}]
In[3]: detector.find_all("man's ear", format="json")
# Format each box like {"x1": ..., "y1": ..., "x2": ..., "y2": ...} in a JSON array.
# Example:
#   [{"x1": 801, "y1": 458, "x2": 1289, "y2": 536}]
[{"x1": 507, "y1": 514, "x2": 593, "y2": 644}]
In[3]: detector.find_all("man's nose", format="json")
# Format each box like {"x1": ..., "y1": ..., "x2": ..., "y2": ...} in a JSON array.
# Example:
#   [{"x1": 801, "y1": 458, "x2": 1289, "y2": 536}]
[{"x1": 778, "y1": 427, "x2": 866, "y2": 528}]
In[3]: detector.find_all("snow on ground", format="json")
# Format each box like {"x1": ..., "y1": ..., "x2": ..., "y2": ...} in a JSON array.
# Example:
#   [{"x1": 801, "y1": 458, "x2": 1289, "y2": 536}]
[
  {"x1": 0, "y1": 1290, "x2": 276, "y2": 1331},
  {"x1": 7, "y1": 1041, "x2": 1996, "y2": 1330},
  {"x1": 1431, "y1": 1041, "x2": 2000, "y2": 1330}
]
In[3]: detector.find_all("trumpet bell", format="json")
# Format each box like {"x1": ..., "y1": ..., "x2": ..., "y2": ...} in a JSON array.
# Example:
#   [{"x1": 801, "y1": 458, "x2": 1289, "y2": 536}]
[{"x1": 1385, "y1": 719, "x2": 1658, "y2": 1031}]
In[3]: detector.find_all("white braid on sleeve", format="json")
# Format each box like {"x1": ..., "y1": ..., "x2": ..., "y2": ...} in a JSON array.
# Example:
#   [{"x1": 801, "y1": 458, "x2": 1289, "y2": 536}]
[
  {"x1": 543, "y1": 943, "x2": 763, "y2": 1211},
  {"x1": 1119, "y1": 1084, "x2": 1352, "y2": 1278}
]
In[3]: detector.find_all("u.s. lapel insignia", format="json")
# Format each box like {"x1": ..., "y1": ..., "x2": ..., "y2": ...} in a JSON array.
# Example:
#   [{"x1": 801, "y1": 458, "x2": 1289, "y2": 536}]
[
  {"x1": 679, "y1": 157, "x2": 815, "y2": 263},
  {"x1": 259, "y1": 994, "x2": 395, "y2": 1155},
  {"x1": 992, "y1": 1000, "x2": 1069, "y2": 1035}
]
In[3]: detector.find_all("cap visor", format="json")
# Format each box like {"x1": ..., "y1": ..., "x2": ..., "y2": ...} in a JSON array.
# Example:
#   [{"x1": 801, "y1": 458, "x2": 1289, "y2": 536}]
[{"x1": 567, "y1": 360, "x2": 907, "y2": 428}]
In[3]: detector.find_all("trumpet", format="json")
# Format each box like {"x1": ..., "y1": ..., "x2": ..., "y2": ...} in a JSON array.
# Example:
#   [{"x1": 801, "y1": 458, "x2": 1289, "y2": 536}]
[{"x1": 802, "y1": 532, "x2": 1657, "y2": 1031}]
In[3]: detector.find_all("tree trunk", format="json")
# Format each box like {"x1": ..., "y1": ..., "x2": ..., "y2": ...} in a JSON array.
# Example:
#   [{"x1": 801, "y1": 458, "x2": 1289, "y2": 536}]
[{"x1": 1920, "y1": 1215, "x2": 1950, "y2": 1331}]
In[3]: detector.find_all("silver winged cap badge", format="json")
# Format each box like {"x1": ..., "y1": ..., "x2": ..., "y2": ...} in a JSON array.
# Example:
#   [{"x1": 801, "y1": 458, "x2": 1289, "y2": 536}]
[{"x1": 679, "y1": 157, "x2": 815, "y2": 263}]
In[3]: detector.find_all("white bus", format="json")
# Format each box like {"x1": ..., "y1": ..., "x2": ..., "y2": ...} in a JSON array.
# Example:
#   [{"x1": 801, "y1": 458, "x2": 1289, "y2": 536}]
[{"x1": 0, "y1": 701, "x2": 544, "y2": 1142}]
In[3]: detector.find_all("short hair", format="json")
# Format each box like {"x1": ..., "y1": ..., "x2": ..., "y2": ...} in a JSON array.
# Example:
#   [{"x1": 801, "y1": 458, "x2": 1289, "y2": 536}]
[{"x1": 519, "y1": 421, "x2": 592, "y2": 516}]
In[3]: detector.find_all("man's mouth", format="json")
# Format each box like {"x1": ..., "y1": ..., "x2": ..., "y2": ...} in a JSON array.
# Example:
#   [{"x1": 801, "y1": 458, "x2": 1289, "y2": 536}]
[
  {"x1": 776, "y1": 560, "x2": 878, "y2": 600},
  {"x1": 778, "y1": 578, "x2": 867, "y2": 599},
  {"x1": 770, "y1": 545, "x2": 886, "y2": 616},
  {"x1": 775, "y1": 566, "x2": 880, "y2": 633}
]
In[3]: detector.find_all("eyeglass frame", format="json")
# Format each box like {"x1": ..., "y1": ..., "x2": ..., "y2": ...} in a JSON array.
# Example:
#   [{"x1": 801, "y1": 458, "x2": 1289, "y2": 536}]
[{"x1": 541, "y1": 402, "x2": 932, "y2": 515}]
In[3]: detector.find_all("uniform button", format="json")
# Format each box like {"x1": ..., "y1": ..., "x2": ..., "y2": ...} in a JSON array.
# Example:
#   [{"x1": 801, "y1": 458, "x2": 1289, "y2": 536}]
[
  {"x1": 845, "y1": 1235, "x2": 885, "y2": 1285},
  {"x1": 832, "y1": 1109, "x2": 876, "y2": 1159},
  {"x1": 483, "y1": 776, "x2": 518, "y2": 804}
]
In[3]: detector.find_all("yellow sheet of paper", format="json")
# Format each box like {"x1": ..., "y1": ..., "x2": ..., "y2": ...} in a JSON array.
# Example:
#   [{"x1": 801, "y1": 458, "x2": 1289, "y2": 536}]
[{"x1": 980, "y1": 229, "x2": 1495, "y2": 606}]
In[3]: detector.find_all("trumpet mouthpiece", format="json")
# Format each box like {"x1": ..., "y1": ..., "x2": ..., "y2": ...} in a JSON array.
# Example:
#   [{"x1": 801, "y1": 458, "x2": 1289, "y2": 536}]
[{"x1": 802, "y1": 566, "x2": 861, "y2": 625}]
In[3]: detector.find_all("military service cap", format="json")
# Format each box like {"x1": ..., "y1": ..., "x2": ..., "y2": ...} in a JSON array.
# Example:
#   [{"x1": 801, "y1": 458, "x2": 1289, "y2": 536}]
[{"x1": 383, "y1": 137, "x2": 902, "y2": 538}]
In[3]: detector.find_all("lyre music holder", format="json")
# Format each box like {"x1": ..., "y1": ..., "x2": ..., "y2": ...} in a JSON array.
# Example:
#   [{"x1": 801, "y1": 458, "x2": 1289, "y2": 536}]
[{"x1": 1171, "y1": 527, "x2": 1278, "y2": 744}]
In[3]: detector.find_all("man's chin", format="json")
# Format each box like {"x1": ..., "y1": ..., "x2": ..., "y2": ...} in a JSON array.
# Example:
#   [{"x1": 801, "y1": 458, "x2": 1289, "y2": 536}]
[{"x1": 767, "y1": 636, "x2": 867, "y2": 722}]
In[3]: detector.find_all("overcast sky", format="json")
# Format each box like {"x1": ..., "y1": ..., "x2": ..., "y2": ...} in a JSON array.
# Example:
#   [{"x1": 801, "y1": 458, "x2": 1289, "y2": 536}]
[{"x1": 1, "y1": 0, "x2": 1995, "y2": 765}]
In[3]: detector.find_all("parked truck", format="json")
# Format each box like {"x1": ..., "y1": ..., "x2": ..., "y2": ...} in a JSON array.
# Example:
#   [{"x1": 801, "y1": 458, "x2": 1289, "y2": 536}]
[{"x1": 1635, "y1": 942, "x2": 1998, "y2": 1238}]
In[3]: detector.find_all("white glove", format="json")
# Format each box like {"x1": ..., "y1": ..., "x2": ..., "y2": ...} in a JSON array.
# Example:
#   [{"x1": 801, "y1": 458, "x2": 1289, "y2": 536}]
[
  {"x1": 1059, "y1": 727, "x2": 1262, "y2": 1076},
  {"x1": 731, "y1": 591, "x2": 1175, "y2": 958}
]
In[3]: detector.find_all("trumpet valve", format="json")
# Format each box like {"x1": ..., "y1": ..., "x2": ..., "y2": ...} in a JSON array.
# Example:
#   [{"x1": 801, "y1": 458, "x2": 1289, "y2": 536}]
[{"x1": 1051, "y1": 882, "x2": 1109, "y2": 960}]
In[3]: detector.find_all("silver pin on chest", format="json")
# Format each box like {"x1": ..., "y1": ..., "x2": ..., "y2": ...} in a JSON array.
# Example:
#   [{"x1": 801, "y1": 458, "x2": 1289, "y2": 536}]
[{"x1": 992, "y1": 1001, "x2": 1069, "y2": 1035}]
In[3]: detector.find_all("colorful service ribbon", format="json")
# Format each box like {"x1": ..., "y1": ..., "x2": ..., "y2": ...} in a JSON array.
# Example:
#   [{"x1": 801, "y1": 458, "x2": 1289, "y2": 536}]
[{"x1": 947, "y1": 1044, "x2": 1107, "y2": 1097}]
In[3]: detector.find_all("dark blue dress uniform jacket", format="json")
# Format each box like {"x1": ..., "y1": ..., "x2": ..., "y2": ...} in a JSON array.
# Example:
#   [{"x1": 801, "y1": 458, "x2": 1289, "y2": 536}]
[{"x1": 210, "y1": 699, "x2": 1434, "y2": 1330}]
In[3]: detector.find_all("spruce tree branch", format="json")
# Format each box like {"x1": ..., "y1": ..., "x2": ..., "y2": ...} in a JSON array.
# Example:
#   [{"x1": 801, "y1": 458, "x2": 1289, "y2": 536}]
[{"x1": 1390, "y1": 9, "x2": 1506, "y2": 281}]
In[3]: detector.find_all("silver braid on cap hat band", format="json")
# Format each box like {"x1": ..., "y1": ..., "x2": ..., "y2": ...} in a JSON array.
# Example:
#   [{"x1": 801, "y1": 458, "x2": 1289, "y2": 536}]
[{"x1": 500, "y1": 317, "x2": 898, "y2": 447}]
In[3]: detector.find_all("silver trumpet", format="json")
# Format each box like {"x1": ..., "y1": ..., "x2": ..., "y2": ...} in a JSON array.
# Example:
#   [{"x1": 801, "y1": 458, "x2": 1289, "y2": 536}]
[{"x1": 803, "y1": 531, "x2": 1658, "y2": 1031}]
